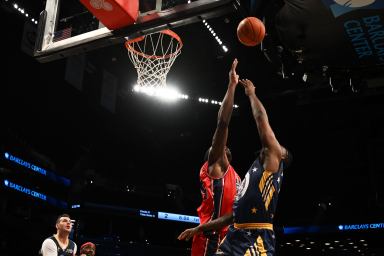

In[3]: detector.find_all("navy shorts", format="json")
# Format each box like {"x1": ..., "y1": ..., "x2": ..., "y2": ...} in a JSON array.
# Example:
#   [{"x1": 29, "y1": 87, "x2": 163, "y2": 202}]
[{"x1": 215, "y1": 225, "x2": 275, "y2": 256}]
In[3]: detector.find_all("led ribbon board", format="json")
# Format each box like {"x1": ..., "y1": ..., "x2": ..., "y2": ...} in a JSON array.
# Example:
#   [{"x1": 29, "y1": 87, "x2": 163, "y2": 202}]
[
  {"x1": 284, "y1": 223, "x2": 384, "y2": 234},
  {"x1": 3, "y1": 179, "x2": 67, "y2": 208},
  {"x1": 158, "y1": 212, "x2": 200, "y2": 224},
  {"x1": 80, "y1": 202, "x2": 200, "y2": 224},
  {"x1": 4, "y1": 152, "x2": 71, "y2": 186}
]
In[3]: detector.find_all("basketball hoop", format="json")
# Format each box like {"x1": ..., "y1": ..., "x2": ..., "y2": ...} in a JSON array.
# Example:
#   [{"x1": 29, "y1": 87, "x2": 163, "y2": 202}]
[{"x1": 125, "y1": 30, "x2": 183, "y2": 90}]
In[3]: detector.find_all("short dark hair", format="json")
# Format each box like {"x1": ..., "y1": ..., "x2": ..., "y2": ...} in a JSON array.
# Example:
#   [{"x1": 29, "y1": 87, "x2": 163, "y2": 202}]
[
  {"x1": 282, "y1": 149, "x2": 293, "y2": 169},
  {"x1": 204, "y1": 148, "x2": 211, "y2": 162},
  {"x1": 256, "y1": 148, "x2": 292, "y2": 169},
  {"x1": 56, "y1": 214, "x2": 71, "y2": 224},
  {"x1": 225, "y1": 147, "x2": 232, "y2": 162},
  {"x1": 203, "y1": 147, "x2": 232, "y2": 162}
]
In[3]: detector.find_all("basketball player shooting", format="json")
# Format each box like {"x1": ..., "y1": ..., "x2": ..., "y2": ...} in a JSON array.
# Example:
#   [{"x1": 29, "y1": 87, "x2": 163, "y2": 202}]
[
  {"x1": 178, "y1": 75, "x2": 292, "y2": 256},
  {"x1": 189, "y1": 59, "x2": 241, "y2": 256}
]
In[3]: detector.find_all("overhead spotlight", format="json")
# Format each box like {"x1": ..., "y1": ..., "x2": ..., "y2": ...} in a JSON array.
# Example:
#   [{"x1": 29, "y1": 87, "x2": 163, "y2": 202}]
[
  {"x1": 202, "y1": 20, "x2": 228, "y2": 53},
  {"x1": 126, "y1": 185, "x2": 135, "y2": 192},
  {"x1": 328, "y1": 77, "x2": 338, "y2": 93},
  {"x1": 349, "y1": 76, "x2": 362, "y2": 93},
  {"x1": 133, "y1": 84, "x2": 140, "y2": 92},
  {"x1": 133, "y1": 85, "x2": 187, "y2": 102}
]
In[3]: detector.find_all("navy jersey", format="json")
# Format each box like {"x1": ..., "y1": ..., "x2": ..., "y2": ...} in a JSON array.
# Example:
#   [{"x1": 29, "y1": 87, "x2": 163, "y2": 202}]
[{"x1": 233, "y1": 157, "x2": 284, "y2": 227}]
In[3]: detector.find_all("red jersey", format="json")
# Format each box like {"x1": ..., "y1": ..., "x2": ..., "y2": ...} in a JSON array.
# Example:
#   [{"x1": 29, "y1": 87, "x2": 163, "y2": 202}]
[{"x1": 192, "y1": 162, "x2": 240, "y2": 256}]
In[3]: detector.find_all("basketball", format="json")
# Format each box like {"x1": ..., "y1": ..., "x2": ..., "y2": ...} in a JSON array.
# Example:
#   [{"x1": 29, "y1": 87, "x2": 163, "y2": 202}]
[{"x1": 237, "y1": 17, "x2": 265, "y2": 47}]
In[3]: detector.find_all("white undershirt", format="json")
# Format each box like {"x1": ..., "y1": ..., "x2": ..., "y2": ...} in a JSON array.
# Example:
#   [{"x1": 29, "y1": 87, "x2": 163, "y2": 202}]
[{"x1": 41, "y1": 238, "x2": 77, "y2": 256}]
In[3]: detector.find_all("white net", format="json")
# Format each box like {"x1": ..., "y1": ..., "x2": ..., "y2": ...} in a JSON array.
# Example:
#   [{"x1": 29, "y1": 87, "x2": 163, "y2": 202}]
[{"x1": 125, "y1": 30, "x2": 183, "y2": 89}]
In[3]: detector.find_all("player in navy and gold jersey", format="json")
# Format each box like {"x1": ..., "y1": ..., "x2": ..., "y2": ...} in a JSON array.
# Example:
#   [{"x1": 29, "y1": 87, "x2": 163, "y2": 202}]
[
  {"x1": 179, "y1": 77, "x2": 292, "y2": 256},
  {"x1": 191, "y1": 59, "x2": 241, "y2": 256}
]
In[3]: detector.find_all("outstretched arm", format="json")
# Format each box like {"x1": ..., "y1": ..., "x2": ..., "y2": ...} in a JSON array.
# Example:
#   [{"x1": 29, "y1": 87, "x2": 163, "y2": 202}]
[
  {"x1": 177, "y1": 213, "x2": 234, "y2": 241},
  {"x1": 239, "y1": 79, "x2": 282, "y2": 172},
  {"x1": 208, "y1": 59, "x2": 239, "y2": 168}
]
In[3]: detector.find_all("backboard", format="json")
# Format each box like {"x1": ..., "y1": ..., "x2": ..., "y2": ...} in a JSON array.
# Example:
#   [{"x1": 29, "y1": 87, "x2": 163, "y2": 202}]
[{"x1": 34, "y1": 0, "x2": 239, "y2": 63}]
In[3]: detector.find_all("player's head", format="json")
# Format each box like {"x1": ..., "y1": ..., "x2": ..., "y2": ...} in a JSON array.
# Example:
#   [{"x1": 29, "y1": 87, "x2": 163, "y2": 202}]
[
  {"x1": 80, "y1": 242, "x2": 96, "y2": 256},
  {"x1": 225, "y1": 146, "x2": 232, "y2": 162},
  {"x1": 281, "y1": 146, "x2": 293, "y2": 169},
  {"x1": 55, "y1": 213, "x2": 72, "y2": 233},
  {"x1": 257, "y1": 148, "x2": 265, "y2": 162},
  {"x1": 204, "y1": 146, "x2": 232, "y2": 162},
  {"x1": 257, "y1": 146, "x2": 292, "y2": 169}
]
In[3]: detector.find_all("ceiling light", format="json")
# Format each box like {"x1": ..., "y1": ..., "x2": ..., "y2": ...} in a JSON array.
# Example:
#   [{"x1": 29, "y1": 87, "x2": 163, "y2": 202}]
[{"x1": 202, "y1": 20, "x2": 228, "y2": 53}]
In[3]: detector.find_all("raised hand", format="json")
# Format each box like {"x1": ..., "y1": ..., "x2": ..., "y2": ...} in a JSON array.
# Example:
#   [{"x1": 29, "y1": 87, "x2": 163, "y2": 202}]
[
  {"x1": 229, "y1": 58, "x2": 239, "y2": 86},
  {"x1": 239, "y1": 79, "x2": 255, "y2": 96}
]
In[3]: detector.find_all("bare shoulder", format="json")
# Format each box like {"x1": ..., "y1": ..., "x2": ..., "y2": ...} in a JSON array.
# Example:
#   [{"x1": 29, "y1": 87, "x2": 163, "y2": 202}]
[{"x1": 262, "y1": 147, "x2": 282, "y2": 173}]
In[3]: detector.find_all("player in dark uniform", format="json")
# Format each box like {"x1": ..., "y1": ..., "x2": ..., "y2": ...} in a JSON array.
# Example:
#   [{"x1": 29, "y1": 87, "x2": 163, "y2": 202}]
[
  {"x1": 191, "y1": 59, "x2": 241, "y2": 256},
  {"x1": 179, "y1": 78, "x2": 292, "y2": 255},
  {"x1": 40, "y1": 214, "x2": 77, "y2": 256}
]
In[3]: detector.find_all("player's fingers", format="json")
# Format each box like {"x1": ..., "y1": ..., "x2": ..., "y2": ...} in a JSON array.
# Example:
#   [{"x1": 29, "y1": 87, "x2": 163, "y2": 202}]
[
  {"x1": 177, "y1": 232, "x2": 186, "y2": 240},
  {"x1": 178, "y1": 230, "x2": 191, "y2": 240},
  {"x1": 232, "y1": 58, "x2": 238, "y2": 70}
]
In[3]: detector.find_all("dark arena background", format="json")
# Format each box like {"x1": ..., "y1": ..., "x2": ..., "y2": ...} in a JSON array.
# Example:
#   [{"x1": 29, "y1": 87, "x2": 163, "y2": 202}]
[{"x1": 1, "y1": 0, "x2": 384, "y2": 255}]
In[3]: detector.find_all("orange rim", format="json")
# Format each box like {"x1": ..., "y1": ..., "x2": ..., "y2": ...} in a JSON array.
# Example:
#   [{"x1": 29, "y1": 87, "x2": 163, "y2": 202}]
[{"x1": 125, "y1": 29, "x2": 183, "y2": 59}]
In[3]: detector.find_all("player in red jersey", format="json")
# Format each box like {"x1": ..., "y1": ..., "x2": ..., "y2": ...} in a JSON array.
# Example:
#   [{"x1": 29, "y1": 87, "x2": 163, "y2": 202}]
[{"x1": 190, "y1": 59, "x2": 241, "y2": 256}]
